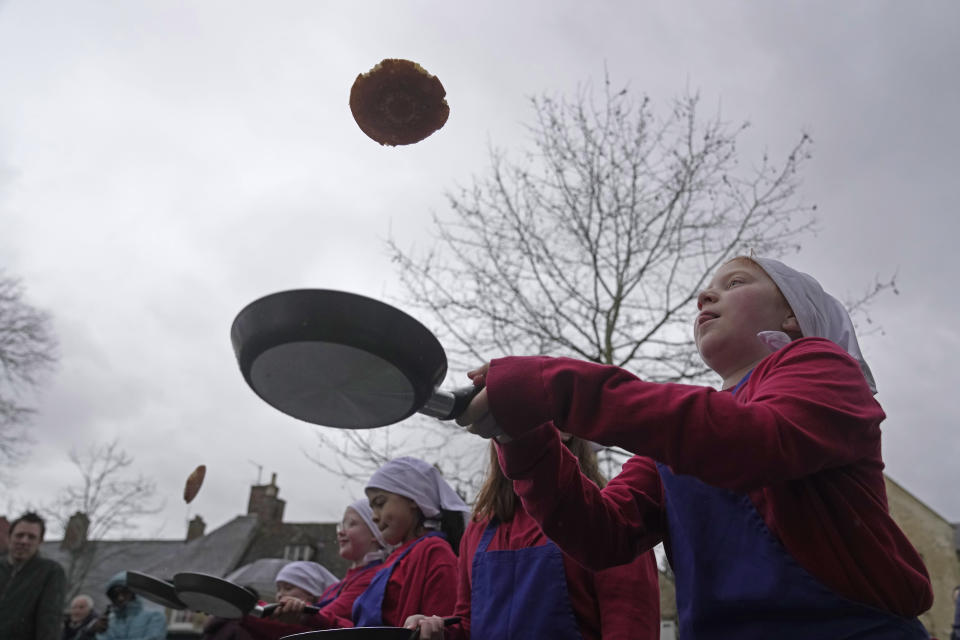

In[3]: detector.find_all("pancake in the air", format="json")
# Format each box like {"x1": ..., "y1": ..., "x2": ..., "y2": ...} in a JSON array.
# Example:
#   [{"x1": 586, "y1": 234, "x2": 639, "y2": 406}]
[{"x1": 349, "y1": 58, "x2": 449, "y2": 146}]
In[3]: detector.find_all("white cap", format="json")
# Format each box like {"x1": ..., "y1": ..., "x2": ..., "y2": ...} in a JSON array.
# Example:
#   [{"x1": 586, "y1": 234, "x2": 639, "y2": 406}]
[
  {"x1": 347, "y1": 498, "x2": 388, "y2": 551},
  {"x1": 274, "y1": 561, "x2": 338, "y2": 599},
  {"x1": 754, "y1": 257, "x2": 876, "y2": 393},
  {"x1": 365, "y1": 457, "x2": 469, "y2": 528}
]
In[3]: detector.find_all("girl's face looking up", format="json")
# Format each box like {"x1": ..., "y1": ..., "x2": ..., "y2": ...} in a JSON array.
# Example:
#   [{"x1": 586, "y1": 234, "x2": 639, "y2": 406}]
[
  {"x1": 694, "y1": 259, "x2": 799, "y2": 386},
  {"x1": 337, "y1": 507, "x2": 379, "y2": 565},
  {"x1": 366, "y1": 489, "x2": 422, "y2": 546}
]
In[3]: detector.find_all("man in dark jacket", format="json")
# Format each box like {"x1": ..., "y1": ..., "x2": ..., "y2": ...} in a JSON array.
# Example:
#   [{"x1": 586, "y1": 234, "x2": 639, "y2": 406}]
[{"x1": 0, "y1": 512, "x2": 67, "y2": 640}]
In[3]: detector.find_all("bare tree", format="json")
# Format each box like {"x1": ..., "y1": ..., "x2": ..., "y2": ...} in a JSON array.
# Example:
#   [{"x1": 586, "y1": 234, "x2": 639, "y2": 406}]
[
  {"x1": 0, "y1": 271, "x2": 57, "y2": 481},
  {"x1": 45, "y1": 440, "x2": 164, "y2": 600},
  {"x1": 391, "y1": 83, "x2": 816, "y2": 379},
  {"x1": 306, "y1": 421, "x2": 483, "y2": 502},
  {"x1": 314, "y1": 78, "x2": 891, "y2": 493}
]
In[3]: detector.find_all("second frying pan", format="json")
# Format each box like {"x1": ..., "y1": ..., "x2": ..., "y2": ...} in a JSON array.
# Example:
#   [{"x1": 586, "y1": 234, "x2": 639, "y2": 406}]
[
  {"x1": 126, "y1": 571, "x2": 187, "y2": 610},
  {"x1": 172, "y1": 572, "x2": 319, "y2": 619},
  {"x1": 173, "y1": 572, "x2": 259, "y2": 618}
]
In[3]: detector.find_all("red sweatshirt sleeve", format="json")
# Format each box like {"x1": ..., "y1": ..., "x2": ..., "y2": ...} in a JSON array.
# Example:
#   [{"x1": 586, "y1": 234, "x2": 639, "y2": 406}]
[
  {"x1": 499, "y1": 428, "x2": 665, "y2": 570},
  {"x1": 381, "y1": 536, "x2": 458, "y2": 627},
  {"x1": 437, "y1": 522, "x2": 482, "y2": 640},
  {"x1": 308, "y1": 566, "x2": 378, "y2": 629},
  {"x1": 594, "y1": 552, "x2": 661, "y2": 640},
  {"x1": 411, "y1": 539, "x2": 459, "y2": 619},
  {"x1": 489, "y1": 338, "x2": 884, "y2": 491}
]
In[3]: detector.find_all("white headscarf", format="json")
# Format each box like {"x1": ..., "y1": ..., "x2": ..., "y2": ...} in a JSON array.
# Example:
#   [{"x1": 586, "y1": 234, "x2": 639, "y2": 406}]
[
  {"x1": 365, "y1": 457, "x2": 469, "y2": 529},
  {"x1": 274, "y1": 561, "x2": 338, "y2": 599},
  {"x1": 754, "y1": 257, "x2": 877, "y2": 393},
  {"x1": 346, "y1": 498, "x2": 390, "y2": 563}
]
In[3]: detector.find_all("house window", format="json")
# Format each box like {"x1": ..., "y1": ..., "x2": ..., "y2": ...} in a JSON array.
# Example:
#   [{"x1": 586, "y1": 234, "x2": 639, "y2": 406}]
[
  {"x1": 168, "y1": 608, "x2": 201, "y2": 631},
  {"x1": 284, "y1": 544, "x2": 314, "y2": 561}
]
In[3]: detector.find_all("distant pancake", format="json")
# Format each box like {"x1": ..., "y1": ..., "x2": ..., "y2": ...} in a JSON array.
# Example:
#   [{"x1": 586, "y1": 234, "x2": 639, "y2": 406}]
[
  {"x1": 183, "y1": 464, "x2": 206, "y2": 504},
  {"x1": 350, "y1": 59, "x2": 449, "y2": 146}
]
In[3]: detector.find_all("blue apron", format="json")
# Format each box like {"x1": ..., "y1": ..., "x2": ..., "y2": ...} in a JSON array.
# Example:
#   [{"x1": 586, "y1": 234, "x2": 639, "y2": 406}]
[
  {"x1": 470, "y1": 518, "x2": 582, "y2": 639},
  {"x1": 658, "y1": 374, "x2": 928, "y2": 639},
  {"x1": 316, "y1": 560, "x2": 381, "y2": 609},
  {"x1": 351, "y1": 532, "x2": 444, "y2": 627}
]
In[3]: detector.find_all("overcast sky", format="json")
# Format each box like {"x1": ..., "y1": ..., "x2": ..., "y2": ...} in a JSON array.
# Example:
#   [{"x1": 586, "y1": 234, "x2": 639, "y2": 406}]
[{"x1": 1, "y1": 1, "x2": 958, "y2": 540}]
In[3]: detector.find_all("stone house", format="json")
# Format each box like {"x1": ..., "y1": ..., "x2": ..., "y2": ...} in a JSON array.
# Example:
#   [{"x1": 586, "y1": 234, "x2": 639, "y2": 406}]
[{"x1": 884, "y1": 474, "x2": 960, "y2": 639}]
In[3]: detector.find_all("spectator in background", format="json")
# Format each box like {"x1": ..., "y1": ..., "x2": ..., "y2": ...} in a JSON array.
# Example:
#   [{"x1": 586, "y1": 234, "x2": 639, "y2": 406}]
[
  {"x1": 0, "y1": 515, "x2": 9, "y2": 554},
  {"x1": 61, "y1": 595, "x2": 98, "y2": 640},
  {"x1": 89, "y1": 572, "x2": 166, "y2": 640},
  {"x1": 0, "y1": 511, "x2": 67, "y2": 640}
]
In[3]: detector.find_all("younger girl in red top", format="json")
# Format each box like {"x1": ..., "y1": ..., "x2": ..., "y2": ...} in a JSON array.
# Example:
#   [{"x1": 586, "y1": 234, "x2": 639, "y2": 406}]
[
  {"x1": 352, "y1": 456, "x2": 469, "y2": 629},
  {"x1": 206, "y1": 561, "x2": 336, "y2": 640},
  {"x1": 407, "y1": 437, "x2": 661, "y2": 640},
  {"x1": 267, "y1": 498, "x2": 389, "y2": 630},
  {"x1": 458, "y1": 257, "x2": 933, "y2": 640}
]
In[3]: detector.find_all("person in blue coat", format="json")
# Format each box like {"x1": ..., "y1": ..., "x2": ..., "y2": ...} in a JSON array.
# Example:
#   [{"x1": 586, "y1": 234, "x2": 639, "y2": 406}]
[{"x1": 89, "y1": 572, "x2": 166, "y2": 640}]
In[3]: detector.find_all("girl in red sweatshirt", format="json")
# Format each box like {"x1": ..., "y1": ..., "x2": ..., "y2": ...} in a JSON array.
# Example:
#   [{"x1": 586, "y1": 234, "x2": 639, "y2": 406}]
[
  {"x1": 457, "y1": 256, "x2": 932, "y2": 640},
  {"x1": 408, "y1": 437, "x2": 661, "y2": 640},
  {"x1": 352, "y1": 456, "x2": 469, "y2": 629}
]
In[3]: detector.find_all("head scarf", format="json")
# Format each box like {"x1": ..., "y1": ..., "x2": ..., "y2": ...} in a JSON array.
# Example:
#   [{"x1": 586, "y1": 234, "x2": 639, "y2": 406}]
[
  {"x1": 346, "y1": 498, "x2": 390, "y2": 562},
  {"x1": 274, "y1": 561, "x2": 338, "y2": 599},
  {"x1": 754, "y1": 257, "x2": 876, "y2": 393},
  {"x1": 365, "y1": 457, "x2": 469, "y2": 529}
]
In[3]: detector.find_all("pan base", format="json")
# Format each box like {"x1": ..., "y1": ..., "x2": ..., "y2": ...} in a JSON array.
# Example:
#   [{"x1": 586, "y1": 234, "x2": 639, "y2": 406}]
[
  {"x1": 250, "y1": 342, "x2": 417, "y2": 428},
  {"x1": 176, "y1": 592, "x2": 246, "y2": 619}
]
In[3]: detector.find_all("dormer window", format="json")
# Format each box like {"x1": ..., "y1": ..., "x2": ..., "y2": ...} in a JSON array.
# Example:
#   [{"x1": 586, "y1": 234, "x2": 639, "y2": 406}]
[{"x1": 284, "y1": 544, "x2": 314, "y2": 561}]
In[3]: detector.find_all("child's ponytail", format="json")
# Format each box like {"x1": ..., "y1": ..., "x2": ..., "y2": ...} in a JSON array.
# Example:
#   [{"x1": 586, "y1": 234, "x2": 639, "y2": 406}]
[{"x1": 438, "y1": 508, "x2": 466, "y2": 555}]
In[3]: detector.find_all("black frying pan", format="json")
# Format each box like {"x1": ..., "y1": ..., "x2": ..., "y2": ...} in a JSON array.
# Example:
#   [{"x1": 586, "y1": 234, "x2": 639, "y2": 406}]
[
  {"x1": 174, "y1": 572, "x2": 257, "y2": 618},
  {"x1": 281, "y1": 616, "x2": 460, "y2": 640},
  {"x1": 231, "y1": 290, "x2": 478, "y2": 428},
  {"x1": 173, "y1": 572, "x2": 319, "y2": 619},
  {"x1": 126, "y1": 571, "x2": 188, "y2": 610}
]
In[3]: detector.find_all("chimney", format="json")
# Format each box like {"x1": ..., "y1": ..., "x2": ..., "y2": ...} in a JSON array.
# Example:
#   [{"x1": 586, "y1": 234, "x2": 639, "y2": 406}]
[
  {"x1": 186, "y1": 515, "x2": 206, "y2": 542},
  {"x1": 247, "y1": 472, "x2": 285, "y2": 524},
  {"x1": 61, "y1": 512, "x2": 90, "y2": 551},
  {"x1": 0, "y1": 516, "x2": 9, "y2": 554}
]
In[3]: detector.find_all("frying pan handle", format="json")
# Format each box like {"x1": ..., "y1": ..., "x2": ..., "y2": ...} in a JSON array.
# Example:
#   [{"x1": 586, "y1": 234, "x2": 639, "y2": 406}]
[
  {"x1": 255, "y1": 603, "x2": 320, "y2": 617},
  {"x1": 419, "y1": 385, "x2": 483, "y2": 421},
  {"x1": 407, "y1": 616, "x2": 461, "y2": 640}
]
